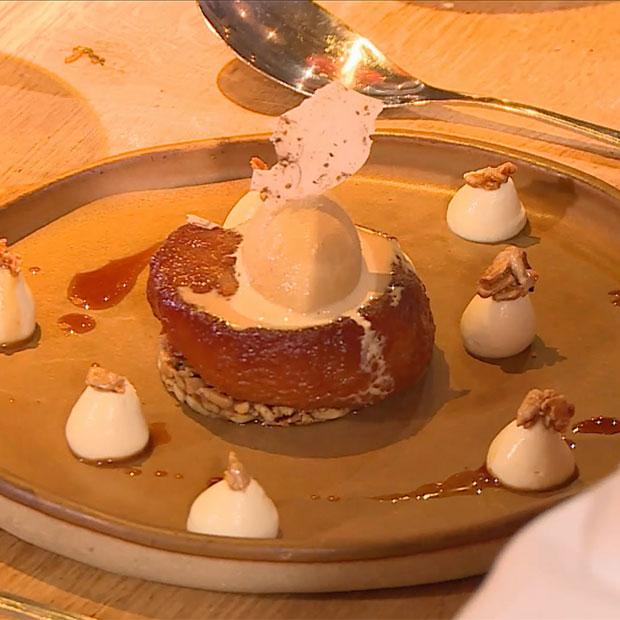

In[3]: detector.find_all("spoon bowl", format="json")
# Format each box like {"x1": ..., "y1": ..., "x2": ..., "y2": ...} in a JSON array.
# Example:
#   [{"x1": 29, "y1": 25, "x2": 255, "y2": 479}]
[{"x1": 198, "y1": 0, "x2": 620, "y2": 146}]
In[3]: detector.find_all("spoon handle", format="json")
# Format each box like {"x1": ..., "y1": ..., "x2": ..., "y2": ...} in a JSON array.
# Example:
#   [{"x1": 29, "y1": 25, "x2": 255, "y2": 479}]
[{"x1": 418, "y1": 85, "x2": 620, "y2": 147}]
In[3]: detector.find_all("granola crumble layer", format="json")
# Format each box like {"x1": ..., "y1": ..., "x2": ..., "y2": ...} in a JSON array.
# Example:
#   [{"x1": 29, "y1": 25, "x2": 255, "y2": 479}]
[{"x1": 157, "y1": 337, "x2": 352, "y2": 426}]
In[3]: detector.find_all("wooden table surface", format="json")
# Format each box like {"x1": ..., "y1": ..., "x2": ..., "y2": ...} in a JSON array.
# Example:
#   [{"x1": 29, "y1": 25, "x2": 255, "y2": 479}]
[{"x1": 0, "y1": 1, "x2": 618, "y2": 618}]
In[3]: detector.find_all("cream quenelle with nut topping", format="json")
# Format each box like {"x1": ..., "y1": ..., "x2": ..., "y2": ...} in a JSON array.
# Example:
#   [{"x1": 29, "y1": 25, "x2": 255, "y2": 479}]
[
  {"x1": 0, "y1": 239, "x2": 36, "y2": 346},
  {"x1": 65, "y1": 366, "x2": 149, "y2": 461},
  {"x1": 460, "y1": 246, "x2": 538, "y2": 359},
  {"x1": 487, "y1": 388, "x2": 576, "y2": 491},
  {"x1": 187, "y1": 452, "x2": 279, "y2": 538},
  {"x1": 447, "y1": 162, "x2": 527, "y2": 243},
  {"x1": 147, "y1": 83, "x2": 435, "y2": 426}
]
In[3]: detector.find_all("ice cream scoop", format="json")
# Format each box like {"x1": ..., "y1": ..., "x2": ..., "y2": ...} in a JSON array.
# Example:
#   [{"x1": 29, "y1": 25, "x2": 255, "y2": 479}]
[
  {"x1": 0, "y1": 239, "x2": 36, "y2": 346},
  {"x1": 65, "y1": 366, "x2": 149, "y2": 461},
  {"x1": 238, "y1": 194, "x2": 362, "y2": 313},
  {"x1": 187, "y1": 452, "x2": 279, "y2": 538},
  {"x1": 487, "y1": 388, "x2": 576, "y2": 491},
  {"x1": 461, "y1": 246, "x2": 538, "y2": 359},
  {"x1": 447, "y1": 162, "x2": 526, "y2": 243}
]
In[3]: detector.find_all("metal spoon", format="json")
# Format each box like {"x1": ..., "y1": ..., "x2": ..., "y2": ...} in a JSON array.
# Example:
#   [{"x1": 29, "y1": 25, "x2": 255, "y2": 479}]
[{"x1": 198, "y1": 0, "x2": 619, "y2": 147}]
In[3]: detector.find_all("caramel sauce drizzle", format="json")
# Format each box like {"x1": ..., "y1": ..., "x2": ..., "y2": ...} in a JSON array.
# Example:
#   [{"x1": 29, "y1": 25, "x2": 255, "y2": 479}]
[
  {"x1": 572, "y1": 417, "x2": 620, "y2": 435},
  {"x1": 67, "y1": 243, "x2": 159, "y2": 310},
  {"x1": 373, "y1": 466, "x2": 500, "y2": 503}
]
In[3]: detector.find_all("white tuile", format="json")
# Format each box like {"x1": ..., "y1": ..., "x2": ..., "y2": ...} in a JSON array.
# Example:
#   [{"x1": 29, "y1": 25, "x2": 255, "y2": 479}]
[{"x1": 251, "y1": 82, "x2": 383, "y2": 205}]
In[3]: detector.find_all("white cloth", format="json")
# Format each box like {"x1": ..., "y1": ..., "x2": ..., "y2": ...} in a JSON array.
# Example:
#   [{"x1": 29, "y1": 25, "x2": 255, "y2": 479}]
[{"x1": 458, "y1": 468, "x2": 620, "y2": 620}]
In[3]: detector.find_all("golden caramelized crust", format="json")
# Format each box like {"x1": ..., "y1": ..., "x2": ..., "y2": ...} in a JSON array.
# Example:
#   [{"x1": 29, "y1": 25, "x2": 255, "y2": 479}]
[
  {"x1": 477, "y1": 246, "x2": 538, "y2": 302},
  {"x1": 148, "y1": 224, "x2": 435, "y2": 410},
  {"x1": 149, "y1": 224, "x2": 241, "y2": 298},
  {"x1": 0, "y1": 239, "x2": 22, "y2": 276},
  {"x1": 464, "y1": 162, "x2": 517, "y2": 191},
  {"x1": 516, "y1": 388, "x2": 575, "y2": 432}
]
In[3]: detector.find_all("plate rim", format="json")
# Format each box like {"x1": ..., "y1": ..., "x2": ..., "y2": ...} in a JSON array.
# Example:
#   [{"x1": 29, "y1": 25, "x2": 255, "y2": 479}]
[{"x1": 2, "y1": 128, "x2": 619, "y2": 216}]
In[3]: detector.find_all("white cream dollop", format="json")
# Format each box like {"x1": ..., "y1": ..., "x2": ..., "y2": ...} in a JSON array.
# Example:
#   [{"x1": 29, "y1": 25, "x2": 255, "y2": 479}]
[
  {"x1": 460, "y1": 294, "x2": 536, "y2": 359},
  {"x1": 65, "y1": 373, "x2": 149, "y2": 461},
  {"x1": 487, "y1": 419, "x2": 575, "y2": 491},
  {"x1": 0, "y1": 267, "x2": 36, "y2": 346},
  {"x1": 187, "y1": 456, "x2": 279, "y2": 539},
  {"x1": 447, "y1": 178, "x2": 526, "y2": 243}
]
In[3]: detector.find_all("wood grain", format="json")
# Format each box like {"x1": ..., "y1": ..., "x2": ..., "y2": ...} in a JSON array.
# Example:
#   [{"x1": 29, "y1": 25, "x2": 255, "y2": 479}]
[{"x1": 0, "y1": 0, "x2": 617, "y2": 618}]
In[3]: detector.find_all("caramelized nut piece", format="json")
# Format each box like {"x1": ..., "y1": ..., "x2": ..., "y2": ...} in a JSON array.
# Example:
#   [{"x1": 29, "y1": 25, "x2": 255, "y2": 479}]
[
  {"x1": 249, "y1": 156, "x2": 269, "y2": 170},
  {"x1": 516, "y1": 388, "x2": 575, "y2": 432},
  {"x1": 224, "y1": 451, "x2": 251, "y2": 491},
  {"x1": 0, "y1": 239, "x2": 22, "y2": 276},
  {"x1": 477, "y1": 246, "x2": 539, "y2": 302},
  {"x1": 464, "y1": 162, "x2": 517, "y2": 190},
  {"x1": 86, "y1": 366, "x2": 126, "y2": 394},
  {"x1": 64, "y1": 45, "x2": 105, "y2": 66}
]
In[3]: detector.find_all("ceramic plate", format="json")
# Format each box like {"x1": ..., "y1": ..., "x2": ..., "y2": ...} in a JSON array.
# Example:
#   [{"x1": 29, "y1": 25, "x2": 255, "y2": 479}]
[{"x1": 0, "y1": 132, "x2": 618, "y2": 591}]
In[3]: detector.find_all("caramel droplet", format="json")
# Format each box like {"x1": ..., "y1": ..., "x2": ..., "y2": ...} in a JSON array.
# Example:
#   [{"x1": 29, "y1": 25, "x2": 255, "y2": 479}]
[{"x1": 58, "y1": 313, "x2": 96, "y2": 334}]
